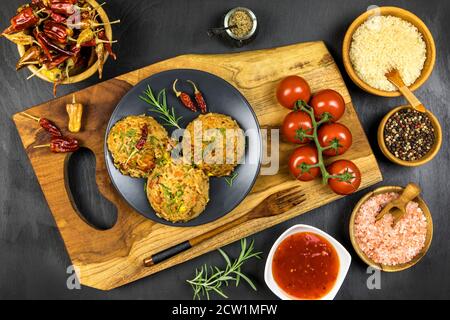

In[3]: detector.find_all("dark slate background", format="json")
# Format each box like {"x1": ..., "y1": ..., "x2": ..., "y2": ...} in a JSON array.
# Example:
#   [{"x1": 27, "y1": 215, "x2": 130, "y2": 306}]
[{"x1": 0, "y1": 0, "x2": 448, "y2": 300}]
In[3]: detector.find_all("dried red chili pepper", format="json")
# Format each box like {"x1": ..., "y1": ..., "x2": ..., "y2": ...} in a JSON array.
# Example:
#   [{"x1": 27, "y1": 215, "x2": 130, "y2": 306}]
[
  {"x1": 2, "y1": 7, "x2": 40, "y2": 35},
  {"x1": 98, "y1": 29, "x2": 117, "y2": 60},
  {"x1": 34, "y1": 28, "x2": 75, "y2": 57},
  {"x1": 43, "y1": 20, "x2": 73, "y2": 44},
  {"x1": 39, "y1": 118, "x2": 64, "y2": 137},
  {"x1": 187, "y1": 80, "x2": 207, "y2": 113},
  {"x1": 34, "y1": 137, "x2": 80, "y2": 153},
  {"x1": 50, "y1": 2, "x2": 76, "y2": 16},
  {"x1": 172, "y1": 79, "x2": 196, "y2": 112},
  {"x1": 68, "y1": 43, "x2": 85, "y2": 68},
  {"x1": 70, "y1": 42, "x2": 81, "y2": 57},
  {"x1": 80, "y1": 38, "x2": 96, "y2": 47},
  {"x1": 42, "y1": 34, "x2": 75, "y2": 56},
  {"x1": 33, "y1": 28, "x2": 53, "y2": 61},
  {"x1": 50, "y1": 11, "x2": 66, "y2": 23},
  {"x1": 20, "y1": 112, "x2": 63, "y2": 137},
  {"x1": 51, "y1": 0, "x2": 78, "y2": 4},
  {"x1": 136, "y1": 124, "x2": 149, "y2": 150},
  {"x1": 45, "y1": 54, "x2": 70, "y2": 69}
]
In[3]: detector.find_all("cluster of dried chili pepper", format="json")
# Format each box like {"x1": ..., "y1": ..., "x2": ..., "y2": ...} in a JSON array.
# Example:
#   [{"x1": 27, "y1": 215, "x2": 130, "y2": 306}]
[
  {"x1": 1, "y1": 0, "x2": 119, "y2": 96},
  {"x1": 172, "y1": 79, "x2": 208, "y2": 113},
  {"x1": 21, "y1": 111, "x2": 80, "y2": 153}
]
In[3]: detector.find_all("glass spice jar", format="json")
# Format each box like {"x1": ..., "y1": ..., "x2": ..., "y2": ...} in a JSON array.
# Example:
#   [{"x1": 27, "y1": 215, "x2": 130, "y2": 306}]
[{"x1": 209, "y1": 7, "x2": 258, "y2": 48}]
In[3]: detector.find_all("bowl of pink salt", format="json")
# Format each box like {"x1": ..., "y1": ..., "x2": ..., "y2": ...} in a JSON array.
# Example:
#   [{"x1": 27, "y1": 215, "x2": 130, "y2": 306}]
[{"x1": 349, "y1": 185, "x2": 433, "y2": 272}]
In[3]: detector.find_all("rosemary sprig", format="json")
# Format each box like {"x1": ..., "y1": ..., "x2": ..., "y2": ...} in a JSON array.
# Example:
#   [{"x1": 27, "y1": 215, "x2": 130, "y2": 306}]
[
  {"x1": 139, "y1": 86, "x2": 182, "y2": 129},
  {"x1": 224, "y1": 172, "x2": 239, "y2": 187},
  {"x1": 187, "y1": 239, "x2": 262, "y2": 300}
]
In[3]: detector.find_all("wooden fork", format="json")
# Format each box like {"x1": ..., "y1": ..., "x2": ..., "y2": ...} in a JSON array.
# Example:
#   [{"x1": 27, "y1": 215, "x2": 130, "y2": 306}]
[{"x1": 143, "y1": 186, "x2": 306, "y2": 267}]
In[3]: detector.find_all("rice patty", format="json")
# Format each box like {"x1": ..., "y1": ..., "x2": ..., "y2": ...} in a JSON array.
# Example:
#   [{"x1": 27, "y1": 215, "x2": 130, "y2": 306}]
[
  {"x1": 183, "y1": 113, "x2": 245, "y2": 177},
  {"x1": 146, "y1": 161, "x2": 210, "y2": 222},
  {"x1": 107, "y1": 115, "x2": 169, "y2": 178}
]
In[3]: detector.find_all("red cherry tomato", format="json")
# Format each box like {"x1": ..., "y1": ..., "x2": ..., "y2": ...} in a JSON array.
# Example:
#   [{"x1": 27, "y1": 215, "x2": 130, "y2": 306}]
[
  {"x1": 276, "y1": 75, "x2": 312, "y2": 109},
  {"x1": 318, "y1": 123, "x2": 353, "y2": 156},
  {"x1": 310, "y1": 89, "x2": 345, "y2": 122},
  {"x1": 288, "y1": 145, "x2": 320, "y2": 181},
  {"x1": 282, "y1": 111, "x2": 313, "y2": 144},
  {"x1": 327, "y1": 160, "x2": 361, "y2": 195}
]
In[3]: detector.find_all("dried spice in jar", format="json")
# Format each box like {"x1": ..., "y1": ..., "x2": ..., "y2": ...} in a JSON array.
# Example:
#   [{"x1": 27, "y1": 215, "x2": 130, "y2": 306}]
[
  {"x1": 384, "y1": 108, "x2": 435, "y2": 161},
  {"x1": 210, "y1": 7, "x2": 258, "y2": 48},
  {"x1": 228, "y1": 10, "x2": 254, "y2": 39}
]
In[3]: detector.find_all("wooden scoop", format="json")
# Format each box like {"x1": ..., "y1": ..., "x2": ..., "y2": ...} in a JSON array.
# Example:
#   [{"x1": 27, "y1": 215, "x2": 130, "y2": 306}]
[
  {"x1": 385, "y1": 69, "x2": 426, "y2": 113},
  {"x1": 375, "y1": 183, "x2": 421, "y2": 225}
]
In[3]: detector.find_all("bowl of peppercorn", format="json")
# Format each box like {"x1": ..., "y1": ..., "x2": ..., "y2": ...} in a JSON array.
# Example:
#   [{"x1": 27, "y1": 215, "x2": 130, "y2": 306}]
[{"x1": 377, "y1": 105, "x2": 442, "y2": 167}]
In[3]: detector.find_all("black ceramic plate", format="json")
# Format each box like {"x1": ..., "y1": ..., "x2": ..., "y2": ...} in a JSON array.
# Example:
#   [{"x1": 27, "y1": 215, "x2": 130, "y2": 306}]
[{"x1": 105, "y1": 69, "x2": 262, "y2": 227}]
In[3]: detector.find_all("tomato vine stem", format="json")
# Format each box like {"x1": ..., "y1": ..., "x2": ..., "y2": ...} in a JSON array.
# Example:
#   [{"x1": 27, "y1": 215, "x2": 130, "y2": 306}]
[{"x1": 295, "y1": 100, "x2": 332, "y2": 184}]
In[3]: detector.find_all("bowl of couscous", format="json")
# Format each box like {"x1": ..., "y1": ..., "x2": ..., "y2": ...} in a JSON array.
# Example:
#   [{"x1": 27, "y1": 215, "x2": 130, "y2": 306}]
[{"x1": 342, "y1": 6, "x2": 436, "y2": 97}]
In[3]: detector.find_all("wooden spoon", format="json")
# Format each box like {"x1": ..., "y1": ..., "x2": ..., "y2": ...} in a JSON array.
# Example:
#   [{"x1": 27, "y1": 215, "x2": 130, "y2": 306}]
[
  {"x1": 375, "y1": 183, "x2": 421, "y2": 225},
  {"x1": 385, "y1": 69, "x2": 426, "y2": 113}
]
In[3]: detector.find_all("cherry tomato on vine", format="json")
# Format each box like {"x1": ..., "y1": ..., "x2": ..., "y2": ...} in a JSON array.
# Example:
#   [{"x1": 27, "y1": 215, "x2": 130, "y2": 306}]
[
  {"x1": 282, "y1": 110, "x2": 313, "y2": 144},
  {"x1": 288, "y1": 145, "x2": 320, "y2": 181},
  {"x1": 318, "y1": 123, "x2": 352, "y2": 156},
  {"x1": 310, "y1": 89, "x2": 345, "y2": 122},
  {"x1": 327, "y1": 160, "x2": 361, "y2": 195},
  {"x1": 276, "y1": 75, "x2": 312, "y2": 109}
]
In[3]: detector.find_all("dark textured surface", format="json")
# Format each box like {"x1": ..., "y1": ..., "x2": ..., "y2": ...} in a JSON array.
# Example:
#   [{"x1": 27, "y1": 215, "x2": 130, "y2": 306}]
[{"x1": 0, "y1": 0, "x2": 448, "y2": 300}]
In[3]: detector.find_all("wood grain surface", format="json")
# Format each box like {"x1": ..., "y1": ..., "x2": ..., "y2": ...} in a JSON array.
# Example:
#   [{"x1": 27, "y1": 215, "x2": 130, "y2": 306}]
[{"x1": 12, "y1": 41, "x2": 382, "y2": 290}]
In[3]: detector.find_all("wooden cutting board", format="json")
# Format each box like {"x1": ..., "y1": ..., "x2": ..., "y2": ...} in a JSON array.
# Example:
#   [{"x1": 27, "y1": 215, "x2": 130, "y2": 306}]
[{"x1": 12, "y1": 41, "x2": 382, "y2": 290}]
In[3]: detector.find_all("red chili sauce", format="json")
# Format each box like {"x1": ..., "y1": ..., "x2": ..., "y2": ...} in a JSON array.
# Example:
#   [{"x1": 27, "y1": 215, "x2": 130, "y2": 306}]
[{"x1": 272, "y1": 232, "x2": 340, "y2": 300}]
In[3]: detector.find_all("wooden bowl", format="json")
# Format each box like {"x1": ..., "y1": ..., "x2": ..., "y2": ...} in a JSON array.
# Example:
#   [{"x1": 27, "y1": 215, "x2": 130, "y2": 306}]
[
  {"x1": 377, "y1": 105, "x2": 442, "y2": 167},
  {"x1": 342, "y1": 6, "x2": 436, "y2": 97},
  {"x1": 17, "y1": 0, "x2": 113, "y2": 84},
  {"x1": 349, "y1": 186, "x2": 433, "y2": 272}
]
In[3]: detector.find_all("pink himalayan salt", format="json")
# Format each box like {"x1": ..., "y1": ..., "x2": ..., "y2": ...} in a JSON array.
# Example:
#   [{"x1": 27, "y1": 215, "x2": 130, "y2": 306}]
[{"x1": 354, "y1": 192, "x2": 427, "y2": 266}]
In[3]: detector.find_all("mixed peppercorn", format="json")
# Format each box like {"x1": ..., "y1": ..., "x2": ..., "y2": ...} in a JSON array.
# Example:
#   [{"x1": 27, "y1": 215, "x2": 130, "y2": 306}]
[{"x1": 384, "y1": 108, "x2": 435, "y2": 161}]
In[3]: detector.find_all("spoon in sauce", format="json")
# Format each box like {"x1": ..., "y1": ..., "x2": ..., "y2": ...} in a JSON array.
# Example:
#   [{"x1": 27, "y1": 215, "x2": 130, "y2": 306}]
[{"x1": 385, "y1": 69, "x2": 426, "y2": 113}]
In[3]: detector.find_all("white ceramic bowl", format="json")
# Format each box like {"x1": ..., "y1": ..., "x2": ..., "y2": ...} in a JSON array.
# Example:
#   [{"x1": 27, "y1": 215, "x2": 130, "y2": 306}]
[{"x1": 264, "y1": 224, "x2": 352, "y2": 300}]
